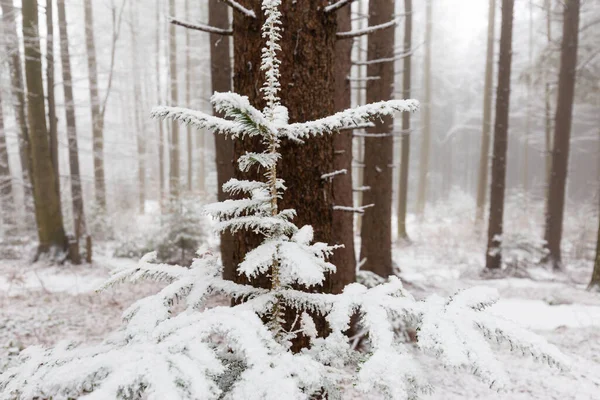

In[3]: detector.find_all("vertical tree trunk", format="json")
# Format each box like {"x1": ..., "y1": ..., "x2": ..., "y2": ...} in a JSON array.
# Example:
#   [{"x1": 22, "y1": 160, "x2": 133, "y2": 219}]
[
  {"x1": 360, "y1": 0, "x2": 396, "y2": 277},
  {"x1": 355, "y1": 0, "x2": 366, "y2": 235},
  {"x1": 330, "y1": 3, "x2": 356, "y2": 292},
  {"x1": 485, "y1": 0, "x2": 514, "y2": 271},
  {"x1": 544, "y1": 0, "x2": 553, "y2": 196},
  {"x1": 129, "y1": 0, "x2": 145, "y2": 214},
  {"x1": 22, "y1": 0, "x2": 67, "y2": 257},
  {"x1": 416, "y1": 0, "x2": 432, "y2": 216},
  {"x1": 476, "y1": 0, "x2": 496, "y2": 222},
  {"x1": 156, "y1": 0, "x2": 165, "y2": 210},
  {"x1": 544, "y1": 0, "x2": 580, "y2": 271},
  {"x1": 46, "y1": 0, "x2": 60, "y2": 199},
  {"x1": 58, "y1": 0, "x2": 86, "y2": 242},
  {"x1": 83, "y1": 0, "x2": 106, "y2": 211},
  {"x1": 185, "y1": 0, "x2": 193, "y2": 192},
  {"x1": 588, "y1": 208, "x2": 600, "y2": 291},
  {"x1": 210, "y1": 0, "x2": 235, "y2": 280},
  {"x1": 0, "y1": 91, "x2": 16, "y2": 233},
  {"x1": 168, "y1": 0, "x2": 180, "y2": 201},
  {"x1": 397, "y1": 0, "x2": 412, "y2": 241},
  {"x1": 522, "y1": 0, "x2": 533, "y2": 196},
  {"x1": 1, "y1": 0, "x2": 33, "y2": 214}
]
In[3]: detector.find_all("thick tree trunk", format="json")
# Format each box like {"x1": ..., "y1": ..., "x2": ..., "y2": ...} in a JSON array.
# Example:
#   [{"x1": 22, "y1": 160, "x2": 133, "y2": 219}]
[
  {"x1": 397, "y1": 0, "x2": 412, "y2": 241},
  {"x1": 209, "y1": 0, "x2": 236, "y2": 281},
  {"x1": 232, "y1": 0, "x2": 336, "y2": 350},
  {"x1": 0, "y1": 92, "x2": 15, "y2": 233},
  {"x1": 22, "y1": 0, "x2": 67, "y2": 257},
  {"x1": 46, "y1": 0, "x2": 60, "y2": 199},
  {"x1": 485, "y1": 0, "x2": 514, "y2": 270},
  {"x1": 330, "y1": 2, "x2": 356, "y2": 292},
  {"x1": 544, "y1": 0, "x2": 580, "y2": 271},
  {"x1": 83, "y1": 0, "x2": 106, "y2": 211},
  {"x1": 416, "y1": 0, "x2": 432, "y2": 216},
  {"x1": 544, "y1": 0, "x2": 553, "y2": 198},
  {"x1": 156, "y1": 0, "x2": 165, "y2": 210},
  {"x1": 58, "y1": 0, "x2": 86, "y2": 243},
  {"x1": 360, "y1": 0, "x2": 396, "y2": 277},
  {"x1": 168, "y1": 0, "x2": 180, "y2": 201},
  {"x1": 476, "y1": 0, "x2": 496, "y2": 222},
  {"x1": 1, "y1": 0, "x2": 33, "y2": 215},
  {"x1": 588, "y1": 211, "x2": 600, "y2": 291}
]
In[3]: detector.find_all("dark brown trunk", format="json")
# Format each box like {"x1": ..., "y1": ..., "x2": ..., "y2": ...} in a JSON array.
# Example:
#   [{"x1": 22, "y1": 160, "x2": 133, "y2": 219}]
[
  {"x1": 330, "y1": 2, "x2": 356, "y2": 292},
  {"x1": 360, "y1": 0, "x2": 396, "y2": 277},
  {"x1": 22, "y1": 0, "x2": 67, "y2": 256},
  {"x1": 83, "y1": 0, "x2": 106, "y2": 211},
  {"x1": 485, "y1": 0, "x2": 514, "y2": 270},
  {"x1": 397, "y1": 0, "x2": 412, "y2": 241},
  {"x1": 544, "y1": 0, "x2": 580, "y2": 271},
  {"x1": 0, "y1": 91, "x2": 15, "y2": 232},
  {"x1": 58, "y1": 0, "x2": 86, "y2": 243},
  {"x1": 209, "y1": 0, "x2": 236, "y2": 280},
  {"x1": 476, "y1": 0, "x2": 495, "y2": 222},
  {"x1": 1, "y1": 0, "x2": 33, "y2": 213},
  {"x1": 46, "y1": 0, "x2": 60, "y2": 200},
  {"x1": 588, "y1": 210, "x2": 600, "y2": 291},
  {"x1": 232, "y1": 0, "x2": 336, "y2": 350}
]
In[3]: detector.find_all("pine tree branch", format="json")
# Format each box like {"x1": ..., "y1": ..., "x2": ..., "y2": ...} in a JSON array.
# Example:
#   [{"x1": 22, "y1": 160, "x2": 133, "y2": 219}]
[
  {"x1": 169, "y1": 17, "x2": 233, "y2": 35},
  {"x1": 337, "y1": 19, "x2": 397, "y2": 39}
]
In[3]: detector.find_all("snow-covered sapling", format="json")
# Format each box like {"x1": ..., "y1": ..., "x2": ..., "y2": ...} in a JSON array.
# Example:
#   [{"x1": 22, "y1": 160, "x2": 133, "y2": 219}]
[{"x1": 0, "y1": 1, "x2": 569, "y2": 399}]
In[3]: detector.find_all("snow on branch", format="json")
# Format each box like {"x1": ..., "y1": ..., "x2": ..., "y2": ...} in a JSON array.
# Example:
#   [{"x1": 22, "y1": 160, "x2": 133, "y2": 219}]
[
  {"x1": 352, "y1": 186, "x2": 371, "y2": 192},
  {"x1": 324, "y1": 0, "x2": 358, "y2": 13},
  {"x1": 169, "y1": 17, "x2": 233, "y2": 35},
  {"x1": 150, "y1": 106, "x2": 251, "y2": 138},
  {"x1": 283, "y1": 99, "x2": 419, "y2": 139},
  {"x1": 220, "y1": 0, "x2": 256, "y2": 18},
  {"x1": 321, "y1": 169, "x2": 347, "y2": 180},
  {"x1": 333, "y1": 204, "x2": 374, "y2": 214},
  {"x1": 337, "y1": 18, "x2": 397, "y2": 39}
]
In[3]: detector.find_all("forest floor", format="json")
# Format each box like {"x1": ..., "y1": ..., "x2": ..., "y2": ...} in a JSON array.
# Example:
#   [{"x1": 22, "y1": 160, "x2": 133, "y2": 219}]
[{"x1": 1, "y1": 193, "x2": 599, "y2": 399}]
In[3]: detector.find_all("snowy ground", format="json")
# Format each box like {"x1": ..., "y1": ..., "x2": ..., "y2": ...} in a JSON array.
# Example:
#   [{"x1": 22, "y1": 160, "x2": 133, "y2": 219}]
[{"x1": 1, "y1": 194, "x2": 598, "y2": 399}]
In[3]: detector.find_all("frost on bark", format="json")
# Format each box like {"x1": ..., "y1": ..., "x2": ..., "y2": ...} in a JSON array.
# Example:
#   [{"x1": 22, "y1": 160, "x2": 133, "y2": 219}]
[
  {"x1": 360, "y1": 0, "x2": 396, "y2": 277},
  {"x1": 476, "y1": 0, "x2": 496, "y2": 222},
  {"x1": 544, "y1": 0, "x2": 580, "y2": 271},
  {"x1": 0, "y1": 91, "x2": 15, "y2": 233},
  {"x1": 485, "y1": 0, "x2": 514, "y2": 270},
  {"x1": 209, "y1": 0, "x2": 236, "y2": 280},
  {"x1": 22, "y1": 0, "x2": 68, "y2": 257},
  {"x1": 397, "y1": 0, "x2": 413, "y2": 241},
  {"x1": 58, "y1": 0, "x2": 87, "y2": 242}
]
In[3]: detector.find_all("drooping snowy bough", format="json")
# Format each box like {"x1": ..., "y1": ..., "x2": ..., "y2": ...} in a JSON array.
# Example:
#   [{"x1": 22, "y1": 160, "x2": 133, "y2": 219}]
[{"x1": 0, "y1": 1, "x2": 568, "y2": 399}]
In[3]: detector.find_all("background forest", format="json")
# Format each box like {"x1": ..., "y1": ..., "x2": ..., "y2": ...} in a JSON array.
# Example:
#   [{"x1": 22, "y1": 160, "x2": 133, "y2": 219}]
[{"x1": 0, "y1": 0, "x2": 599, "y2": 399}]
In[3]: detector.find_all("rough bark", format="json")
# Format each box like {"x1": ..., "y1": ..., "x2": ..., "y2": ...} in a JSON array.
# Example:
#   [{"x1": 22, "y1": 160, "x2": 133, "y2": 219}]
[
  {"x1": 1, "y1": 0, "x2": 32, "y2": 211},
  {"x1": 156, "y1": 0, "x2": 165, "y2": 210},
  {"x1": 0, "y1": 91, "x2": 15, "y2": 232},
  {"x1": 232, "y1": 0, "x2": 336, "y2": 350},
  {"x1": 544, "y1": 0, "x2": 580, "y2": 270},
  {"x1": 476, "y1": 0, "x2": 496, "y2": 222},
  {"x1": 416, "y1": 0, "x2": 432, "y2": 216},
  {"x1": 544, "y1": 0, "x2": 553, "y2": 197},
  {"x1": 168, "y1": 0, "x2": 180, "y2": 200},
  {"x1": 46, "y1": 0, "x2": 60, "y2": 199},
  {"x1": 209, "y1": 0, "x2": 235, "y2": 281},
  {"x1": 588, "y1": 210, "x2": 600, "y2": 291},
  {"x1": 22, "y1": 0, "x2": 67, "y2": 256},
  {"x1": 331, "y1": 2, "x2": 356, "y2": 292},
  {"x1": 360, "y1": 0, "x2": 396, "y2": 277},
  {"x1": 58, "y1": 0, "x2": 86, "y2": 242},
  {"x1": 485, "y1": 0, "x2": 514, "y2": 270},
  {"x1": 83, "y1": 0, "x2": 106, "y2": 210},
  {"x1": 397, "y1": 0, "x2": 412, "y2": 241}
]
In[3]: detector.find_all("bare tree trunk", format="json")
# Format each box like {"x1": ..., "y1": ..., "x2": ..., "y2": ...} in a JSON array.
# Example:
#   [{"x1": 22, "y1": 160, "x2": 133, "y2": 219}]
[
  {"x1": 1, "y1": 0, "x2": 33, "y2": 216},
  {"x1": 355, "y1": 0, "x2": 366, "y2": 235},
  {"x1": 522, "y1": 0, "x2": 533, "y2": 196},
  {"x1": 485, "y1": 0, "x2": 514, "y2": 271},
  {"x1": 397, "y1": 0, "x2": 412, "y2": 241},
  {"x1": 544, "y1": 0, "x2": 554, "y2": 207},
  {"x1": 544, "y1": 0, "x2": 580, "y2": 271},
  {"x1": 588, "y1": 206, "x2": 600, "y2": 291},
  {"x1": 416, "y1": 0, "x2": 432, "y2": 216},
  {"x1": 57, "y1": 0, "x2": 86, "y2": 244},
  {"x1": 83, "y1": 0, "x2": 107, "y2": 211},
  {"x1": 330, "y1": 2, "x2": 356, "y2": 292},
  {"x1": 476, "y1": 0, "x2": 496, "y2": 222},
  {"x1": 156, "y1": 0, "x2": 165, "y2": 210},
  {"x1": 168, "y1": 0, "x2": 180, "y2": 201},
  {"x1": 46, "y1": 0, "x2": 60, "y2": 200},
  {"x1": 185, "y1": 0, "x2": 193, "y2": 192},
  {"x1": 209, "y1": 0, "x2": 235, "y2": 280},
  {"x1": 0, "y1": 91, "x2": 16, "y2": 233},
  {"x1": 22, "y1": 0, "x2": 67, "y2": 257}
]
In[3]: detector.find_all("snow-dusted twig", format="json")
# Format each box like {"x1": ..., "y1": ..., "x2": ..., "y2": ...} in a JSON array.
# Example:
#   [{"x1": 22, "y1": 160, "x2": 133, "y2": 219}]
[
  {"x1": 220, "y1": 0, "x2": 256, "y2": 18},
  {"x1": 347, "y1": 75, "x2": 381, "y2": 82},
  {"x1": 324, "y1": 0, "x2": 358, "y2": 13},
  {"x1": 169, "y1": 17, "x2": 233, "y2": 35},
  {"x1": 337, "y1": 19, "x2": 397, "y2": 39},
  {"x1": 332, "y1": 204, "x2": 374, "y2": 214},
  {"x1": 321, "y1": 169, "x2": 347, "y2": 180},
  {"x1": 352, "y1": 186, "x2": 371, "y2": 192}
]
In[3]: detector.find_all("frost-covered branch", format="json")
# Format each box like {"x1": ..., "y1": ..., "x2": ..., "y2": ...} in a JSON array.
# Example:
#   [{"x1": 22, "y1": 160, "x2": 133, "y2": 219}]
[
  {"x1": 324, "y1": 0, "x2": 358, "y2": 13},
  {"x1": 333, "y1": 204, "x2": 374, "y2": 214},
  {"x1": 321, "y1": 169, "x2": 347, "y2": 180},
  {"x1": 220, "y1": 0, "x2": 256, "y2": 18},
  {"x1": 169, "y1": 17, "x2": 233, "y2": 35},
  {"x1": 337, "y1": 19, "x2": 397, "y2": 39}
]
